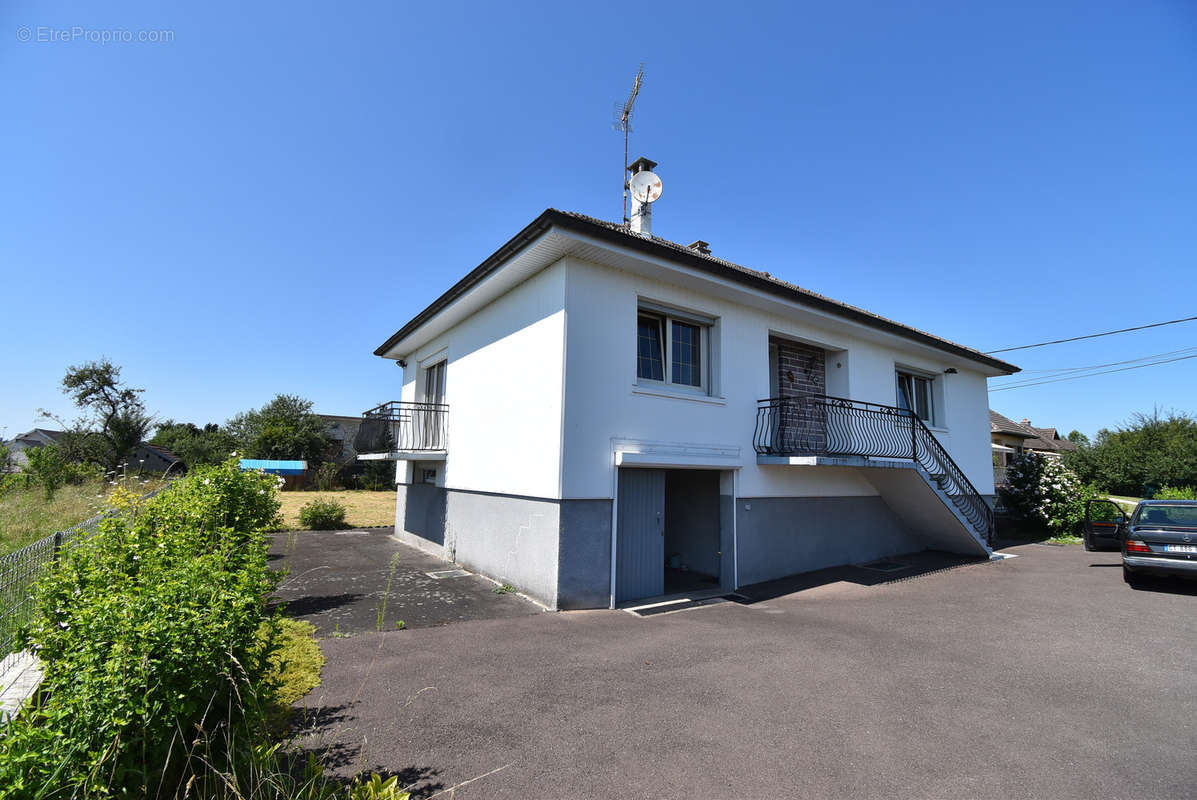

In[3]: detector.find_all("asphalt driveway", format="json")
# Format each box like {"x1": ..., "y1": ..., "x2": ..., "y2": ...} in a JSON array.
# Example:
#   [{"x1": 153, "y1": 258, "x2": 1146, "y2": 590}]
[
  {"x1": 269, "y1": 528, "x2": 542, "y2": 634},
  {"x1": 290, "y1": 543, "x2": 1197, "y2": 799}
]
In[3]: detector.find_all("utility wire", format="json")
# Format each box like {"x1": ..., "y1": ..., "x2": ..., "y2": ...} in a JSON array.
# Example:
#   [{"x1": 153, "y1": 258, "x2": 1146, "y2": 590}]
[
  {"x1": 990, "y1": 345, "x2": 1197, "y2": 387},
  {"x1": 988, "y1": 352, "x2": 1197, "y2": 392},
  {"x1": 984, "y1": 314, "x2": 1197, "y2": 354}
]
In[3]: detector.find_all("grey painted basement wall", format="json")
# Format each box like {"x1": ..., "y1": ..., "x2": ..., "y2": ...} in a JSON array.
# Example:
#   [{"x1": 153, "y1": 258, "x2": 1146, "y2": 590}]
[
  {"x1": 735, "y1": 496, "x2": 922, "y2": 586},
  {"x1": 446, "y1": 490, "x2": 561, "y2": 608},
  {"x1": 557, "y1": 499, "x2": 613, "y2": 610}
]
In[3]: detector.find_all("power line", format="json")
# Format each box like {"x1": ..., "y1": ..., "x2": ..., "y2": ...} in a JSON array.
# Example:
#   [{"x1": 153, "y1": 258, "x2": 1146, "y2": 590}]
[
  {"x1": 984, "y1": 314, "x2": 1197, "y2": 355},
  {"x1": 990, "y1": 345, "x2": 1197, "y2": 387},
  {"x1": 988, "y1": 352, "x2": 1197, "y2": 392}
]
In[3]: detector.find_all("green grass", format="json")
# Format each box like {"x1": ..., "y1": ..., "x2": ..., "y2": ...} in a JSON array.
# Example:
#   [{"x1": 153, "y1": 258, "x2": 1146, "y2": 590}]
[
  {"x1": 0, "y1": 475, "x2": 167, "y2": 555},
  {"x1": 276, "y1": 489, "x2": 394, "y2": 531}
]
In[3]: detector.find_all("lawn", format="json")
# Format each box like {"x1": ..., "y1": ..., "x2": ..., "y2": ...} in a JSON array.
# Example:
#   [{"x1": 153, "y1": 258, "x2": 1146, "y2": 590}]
[
  {"x1": 277, "y1": 490, "x2": 394, "y2": 530},
  {"x1": 0, "y1": 476, "x2": 168, "y2": 555}
]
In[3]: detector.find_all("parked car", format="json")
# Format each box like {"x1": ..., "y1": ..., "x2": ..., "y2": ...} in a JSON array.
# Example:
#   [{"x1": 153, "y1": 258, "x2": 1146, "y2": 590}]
[
  {"x1": 1083, "y1": 498, "x2": 1128, "y2": 552},
  {"x1": 1113, "y1": 500, "x2": 1197, "y2": 584}
]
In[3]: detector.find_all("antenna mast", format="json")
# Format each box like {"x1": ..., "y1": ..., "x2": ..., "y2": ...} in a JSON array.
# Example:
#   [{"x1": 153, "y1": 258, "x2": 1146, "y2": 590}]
[{"x1": 616, "y1": 63, "x2": 645, "y2": 226}]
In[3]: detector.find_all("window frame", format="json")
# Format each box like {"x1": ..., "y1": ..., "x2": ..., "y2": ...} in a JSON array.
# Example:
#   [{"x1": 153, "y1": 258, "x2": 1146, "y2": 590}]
[
  {"x1": 895, "y1": 369, "x2": 935, "y2": 425},
  {"x1": 420, "y1": 357, "x2": 447, "y2": 405},
  {"x1": 636, "y1": 302, "x2": 714, "y2": 395}
]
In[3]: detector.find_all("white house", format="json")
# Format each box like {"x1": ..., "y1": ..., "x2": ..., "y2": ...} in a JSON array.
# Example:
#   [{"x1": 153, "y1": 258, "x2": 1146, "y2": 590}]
[{"x1": 360, "y1": 168, "x2": 1019, "y2": 609}]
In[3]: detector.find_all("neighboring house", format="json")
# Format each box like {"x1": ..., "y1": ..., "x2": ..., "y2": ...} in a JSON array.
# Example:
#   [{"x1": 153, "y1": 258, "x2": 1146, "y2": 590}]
[
  {"x1": 318, "y1": 414, "x2": 365, "y2": 467},
  {"x1": 3, "y1": 428, "x2": 65, "y2": 472},
  {"x1": 989, "y1": 410, "x2": 1077, "y2": 486},
  {"x1": 128, "y1": 442, "x2": 182, "y2": 473},
  {"x1": 2, "y1": 428, "x2": 182, "y2": 474},
  {"x1": 357, "y1": 179, "x2": 1019, "y2": 610}
]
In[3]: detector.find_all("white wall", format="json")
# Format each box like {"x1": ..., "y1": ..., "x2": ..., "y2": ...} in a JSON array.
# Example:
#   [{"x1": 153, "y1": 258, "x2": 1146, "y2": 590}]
[
  {"x1": 398, "y1": 262, "x2": 567, "y2": 499},
  {"x1": 560, "y1": 257, "x2": 995, "y2": 499}
]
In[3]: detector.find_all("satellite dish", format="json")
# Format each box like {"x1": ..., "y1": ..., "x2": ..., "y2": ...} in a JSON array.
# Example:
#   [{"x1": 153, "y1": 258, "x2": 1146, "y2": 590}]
[{"x1": 629, "y1": 170, "x2": 663, "y2": 204}]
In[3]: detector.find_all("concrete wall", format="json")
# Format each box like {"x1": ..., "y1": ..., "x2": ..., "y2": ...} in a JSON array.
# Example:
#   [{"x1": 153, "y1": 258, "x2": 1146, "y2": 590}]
[
  {"x1": 557, "y1": 499, "x2": 613, "y2": 609},
  {"x1": 397, "y1": 262, "x2": 567, "y2": 499},
  {"x1": 393, "y1": 482, "x2": 447, "y2": 556},
  {"x1": 735, "y1": 495, "x2": 922, "y2": 586},
  {"x1": 446, "y1": 490, "x2": 561, "y2": 607}
]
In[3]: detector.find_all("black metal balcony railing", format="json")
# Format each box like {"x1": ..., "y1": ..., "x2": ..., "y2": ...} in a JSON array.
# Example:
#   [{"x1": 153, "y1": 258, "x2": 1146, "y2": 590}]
[
  {"x1": 754, "y1": 394, "x2": 993, "y2": 544},
  {"x1": 354, "y1": 401, "x2": 448, "y2": 454}
]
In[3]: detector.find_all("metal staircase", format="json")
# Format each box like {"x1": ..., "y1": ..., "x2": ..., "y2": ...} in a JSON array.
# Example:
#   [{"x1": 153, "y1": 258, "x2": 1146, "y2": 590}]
[{"x1": 754, "y1": 394, "x2": 994, "y2": 549}]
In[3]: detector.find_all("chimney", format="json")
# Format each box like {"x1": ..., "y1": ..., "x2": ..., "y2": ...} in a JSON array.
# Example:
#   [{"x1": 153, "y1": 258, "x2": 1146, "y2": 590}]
[
  {"x1": 687, "y1": 240, "x2": 711, "y2": 256},
  {"x1": 1021, "y1": 418, "x2": 1031, "y2": 427},
  {"x1": 628, "y1": 156, "x2": 658, "y2": 235}
]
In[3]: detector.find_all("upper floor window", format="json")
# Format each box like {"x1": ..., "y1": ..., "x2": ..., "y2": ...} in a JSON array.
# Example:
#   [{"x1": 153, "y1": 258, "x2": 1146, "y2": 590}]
[
  {"x1": 422, "y1": 359, "x2": 446, "y2": 404},
  {"x1": 637, "y1": 304, "x2": 712, "y2": 392},
  {"x1": 896, "y1": 370, "x2": 933, "y2": 423}
]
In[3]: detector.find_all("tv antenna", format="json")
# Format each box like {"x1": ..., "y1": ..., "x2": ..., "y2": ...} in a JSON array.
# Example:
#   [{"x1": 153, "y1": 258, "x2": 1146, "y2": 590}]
[{"x1": 614, "y1": 63, "x2": 645, "y2": 226}]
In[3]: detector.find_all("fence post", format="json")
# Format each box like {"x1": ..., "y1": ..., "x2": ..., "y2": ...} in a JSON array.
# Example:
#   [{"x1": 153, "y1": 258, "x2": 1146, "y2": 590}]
[
  {"x1": 910, "y1": 412, "x2": 917, "y2": 461},
  {"x1": 52, "y1": 531, "x2": 63, "y2": 563}
]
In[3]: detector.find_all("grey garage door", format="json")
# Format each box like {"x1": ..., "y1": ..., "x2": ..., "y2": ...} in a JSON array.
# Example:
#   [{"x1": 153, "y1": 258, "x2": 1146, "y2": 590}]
[{"x1": 616, "y1": 468, "x2": 665, "y2": 603}]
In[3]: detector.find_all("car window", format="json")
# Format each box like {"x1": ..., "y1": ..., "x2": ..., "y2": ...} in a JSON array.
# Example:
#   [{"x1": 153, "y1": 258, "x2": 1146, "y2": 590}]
[
  {"x1": 1089, "y1": 502, "x2": 1124, "y2": 523},
  {"x1": 1136, "y1": 505, "x2": 1197, "y2": 527}
]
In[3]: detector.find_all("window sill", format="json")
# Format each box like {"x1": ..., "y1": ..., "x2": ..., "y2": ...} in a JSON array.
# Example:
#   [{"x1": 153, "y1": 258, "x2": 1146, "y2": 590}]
[{"x1": 631, "y1": 385, "x2": 727, "y2": 406}]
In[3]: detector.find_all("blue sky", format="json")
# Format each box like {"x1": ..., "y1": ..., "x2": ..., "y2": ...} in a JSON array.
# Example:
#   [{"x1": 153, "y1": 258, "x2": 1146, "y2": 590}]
[{"x1": 2, "y1": 0, "x2": 1194, "y2": 440}]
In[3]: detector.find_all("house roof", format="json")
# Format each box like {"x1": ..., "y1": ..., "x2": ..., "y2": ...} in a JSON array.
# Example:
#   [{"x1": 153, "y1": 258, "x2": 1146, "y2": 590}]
[
  {"x1": 990, "y1": 410, "x2": 1037, "y2": 439},
  {"x1": 140, "y1": 442, "x2": 181, "y2": 464},
  {"x1": 374, "y1": 208, "x2": 1019, "y2": 374},
  {"x1": 989, "y1": 410, "x2": 1078, "y2": 452},
  {"x1": 1023, "y1": 426, "x2": 1078, "y2": 453}
]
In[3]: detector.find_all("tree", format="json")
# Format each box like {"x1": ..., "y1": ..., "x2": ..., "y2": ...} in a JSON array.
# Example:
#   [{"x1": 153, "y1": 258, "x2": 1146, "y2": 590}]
[
  {"x1": 1065, "y1": 409, "x2": 1197, "y2": 496},
  {"x1": 151, "y1": 420, "x2": 236, "y2": 469},
  {"x1": 52, "y1": 359, "x2": 153, "y2": 472},
  {"x1": 226, "y1": 394, "x2": 333, "y2": 462},
  {"x1": 1066, "y1": 430, "x2": 1090, "y2": 447},
  {"x1": 23, "y1": 444, "x2": 69, "y2": 500}
]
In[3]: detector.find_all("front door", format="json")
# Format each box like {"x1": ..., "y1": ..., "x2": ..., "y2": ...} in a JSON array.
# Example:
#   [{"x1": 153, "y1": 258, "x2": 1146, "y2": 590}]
[{"x1": 615, "y1": 469, "x2": 666, "y2": 603}]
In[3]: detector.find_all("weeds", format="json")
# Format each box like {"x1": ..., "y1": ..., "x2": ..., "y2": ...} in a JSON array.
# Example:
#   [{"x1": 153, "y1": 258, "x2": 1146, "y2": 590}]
[
  {"x1": 375, "y1": 553, "x2": 402, "y2": 632},
  {"x1": 492, "y1": 583, "x2": 516, "y2": 595}
]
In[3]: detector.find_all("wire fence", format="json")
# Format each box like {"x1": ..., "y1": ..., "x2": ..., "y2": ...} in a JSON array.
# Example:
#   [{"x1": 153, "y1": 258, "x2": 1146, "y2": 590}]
[{"x1": 0, "y1": 484, "x2": 170, "y2": 678}]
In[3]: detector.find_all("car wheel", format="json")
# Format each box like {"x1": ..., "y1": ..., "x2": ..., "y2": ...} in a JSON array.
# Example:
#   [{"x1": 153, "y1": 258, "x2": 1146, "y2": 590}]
[
  {"x1": 1083, "y1": 533, "x2": 1095, "y2": 552},
  {"x1": 1123, "y1": 564, "x2": 1136, "y2": 586}
]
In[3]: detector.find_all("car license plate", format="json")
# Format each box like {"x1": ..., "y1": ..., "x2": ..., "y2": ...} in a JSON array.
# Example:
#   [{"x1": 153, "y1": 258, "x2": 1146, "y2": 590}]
[{"x1": 1164, "y1": 544, "x2": 1197, "y2": 554}]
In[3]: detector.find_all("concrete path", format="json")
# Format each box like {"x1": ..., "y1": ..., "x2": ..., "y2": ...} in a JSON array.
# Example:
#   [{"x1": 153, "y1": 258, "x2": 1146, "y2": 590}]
[
  {"x1": 291, "y1": 543, "x2": 1197, "y2": 799},
  {"x1": 269, "y1": 528, "x2": 542, "y2": 635}
]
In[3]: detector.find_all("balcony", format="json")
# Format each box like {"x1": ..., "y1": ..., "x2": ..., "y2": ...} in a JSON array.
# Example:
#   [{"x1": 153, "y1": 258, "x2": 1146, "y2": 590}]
[{"x1": 354, "y1": 401, "x2": 448, "y2": 459}]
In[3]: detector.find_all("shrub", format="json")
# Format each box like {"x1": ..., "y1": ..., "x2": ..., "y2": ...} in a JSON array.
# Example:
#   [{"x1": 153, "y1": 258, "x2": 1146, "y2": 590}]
[
  {"x1": 999, "y1": 452, "x2": 1090, "y2": 534},
  {"x1": 1156, "y1": 485, "x2": 1197, "y2": 500},
  {"x1": 0, "y1": 458, "x2": 283, "y2": 798},
  {"x1": 298, "y1": 498, "x2": 347, "y2": 530},
  {"x1": 266, "y1": 618, "x2": 324, "y2": 706}
]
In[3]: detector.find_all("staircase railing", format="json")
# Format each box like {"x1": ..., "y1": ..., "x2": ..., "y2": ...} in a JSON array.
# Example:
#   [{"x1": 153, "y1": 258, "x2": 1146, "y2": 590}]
[{"x1": 754, "y1": 394, "x2": 993, "y2": 545}]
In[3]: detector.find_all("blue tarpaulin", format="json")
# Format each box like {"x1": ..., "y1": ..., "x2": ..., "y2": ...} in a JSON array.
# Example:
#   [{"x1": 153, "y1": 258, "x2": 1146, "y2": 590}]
[{"x1": 239, "y1": 459, "x2": 307, "y2": 475}]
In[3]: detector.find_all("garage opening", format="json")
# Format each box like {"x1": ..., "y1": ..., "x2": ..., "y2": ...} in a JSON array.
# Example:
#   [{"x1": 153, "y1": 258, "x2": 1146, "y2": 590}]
[
  {"x1": 663, "y1": 470, "x2": 721, "y2": 594},
  {"x1": 615, "y1": 467, "x2": 728, "y2": 604}
]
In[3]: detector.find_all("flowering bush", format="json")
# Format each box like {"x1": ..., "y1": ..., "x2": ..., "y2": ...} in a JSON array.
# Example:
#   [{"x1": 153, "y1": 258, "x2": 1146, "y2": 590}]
[{"x1": 999, "y1": 452, "x2": 1090, "y2": 534}]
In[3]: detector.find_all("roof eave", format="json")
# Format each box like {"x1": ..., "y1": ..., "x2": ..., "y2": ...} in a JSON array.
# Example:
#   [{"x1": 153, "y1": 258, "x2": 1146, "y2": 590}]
[{"x1": 374, "y1": 209, "x2": 1020, "y2": 374}]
